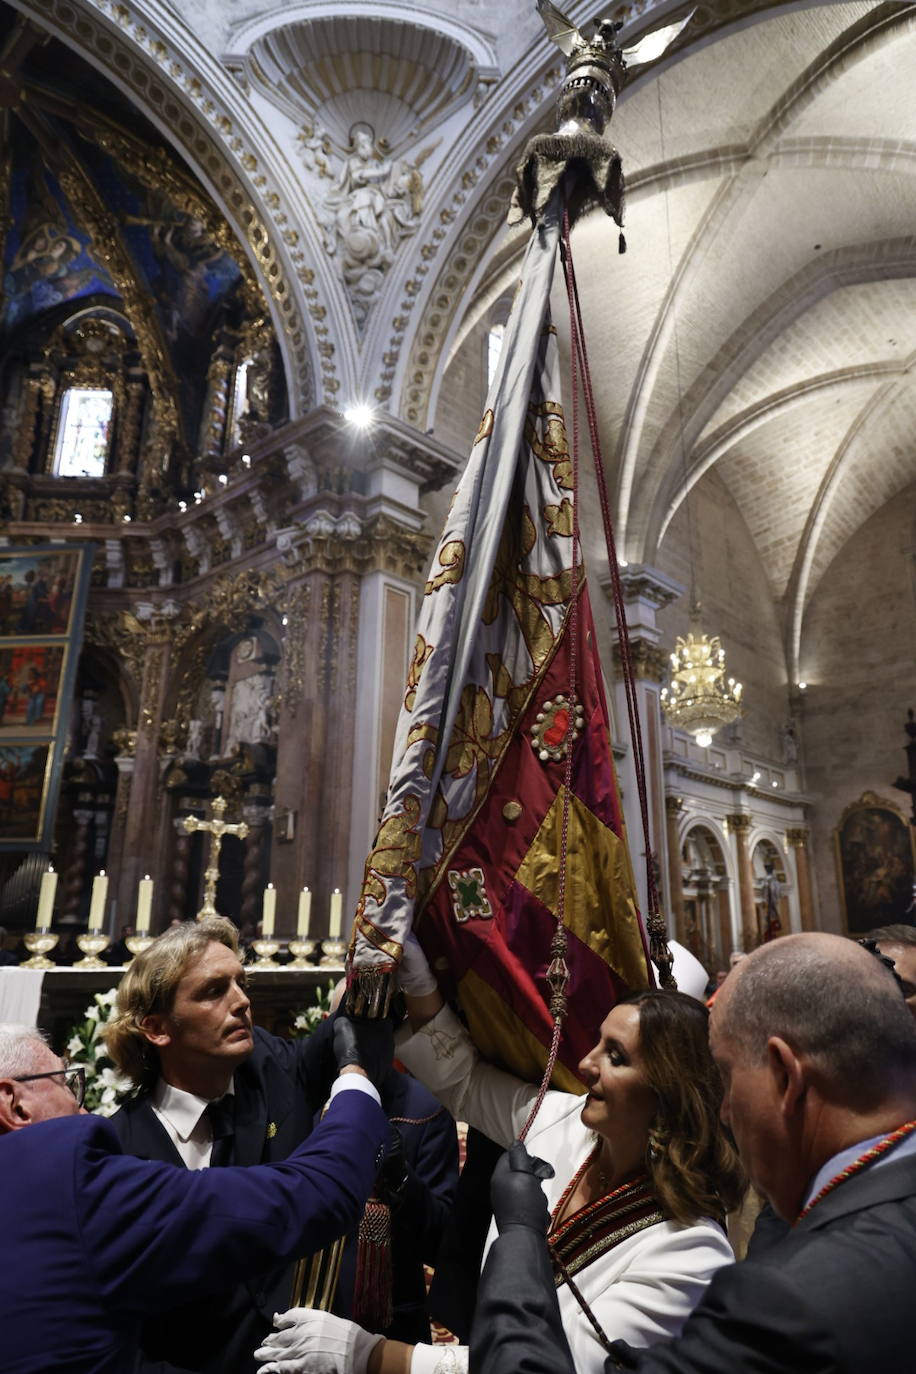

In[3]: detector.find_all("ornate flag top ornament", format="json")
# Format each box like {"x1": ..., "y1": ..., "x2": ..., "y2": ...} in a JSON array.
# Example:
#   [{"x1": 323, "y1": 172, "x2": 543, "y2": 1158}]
[
  {"x1": 510, "y1": 1, "x2": 693, "y2": 236},
  {"x1": 346, "y1": 3, "x2": 689, "y2": 1039}
]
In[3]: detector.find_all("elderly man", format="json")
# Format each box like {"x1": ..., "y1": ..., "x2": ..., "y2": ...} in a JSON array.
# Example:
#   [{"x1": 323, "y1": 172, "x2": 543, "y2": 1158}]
[
  {"x1": 105, "y1": 916, "x2": 390, "y2": 1374},
  {"x1": 0, "y1": 1021, "x2": 387, "y2": 1374},
  {"x1": 469, "y1": 932, "x2": 916, "y2": 1374}
]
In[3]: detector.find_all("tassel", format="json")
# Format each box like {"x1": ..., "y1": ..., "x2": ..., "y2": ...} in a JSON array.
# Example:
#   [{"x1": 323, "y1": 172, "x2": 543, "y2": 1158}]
[
  {"x1": 619, "y1": 232, "x2": 627, "y2": 254},
  {"x1": 352, "y1": 1195, "x2": 393, "y2": 1332}
]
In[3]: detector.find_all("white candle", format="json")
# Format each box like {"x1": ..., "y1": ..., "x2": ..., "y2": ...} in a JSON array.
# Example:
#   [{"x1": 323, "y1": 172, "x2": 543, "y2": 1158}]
[
  {"x1": 262, "y1": 883, "x2": 276, "y2": 937},
  {"x1": 36, "y1": 866, "x2": 57, "y2": 932},
  {"x1": 136, "y1": 875, "x2": 153, "y2": 936},
  {"x1": 88, "y1": 870, "x2": 108, "y2": 934},
  {"x1": 329, "y1": 887, "x2": 343, "y2": 940},
  {"x1": 297, "y1": 887, "x2": 312, "y2": 939}
]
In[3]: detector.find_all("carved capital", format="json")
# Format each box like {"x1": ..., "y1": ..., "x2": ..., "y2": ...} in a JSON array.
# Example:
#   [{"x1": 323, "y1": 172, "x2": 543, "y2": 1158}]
[
  {"x1": 727, "y1": 813, "x2": 752, "y2": 835},
  {"x1": 786, "y1": 828, "x2": 809, "y2": 849},
  {"x1": 665, "y1": 795, "x2": 684, "y2": 818},
  {"x1": 613, "y1": 637, "x2": 669, "y2": 683}
]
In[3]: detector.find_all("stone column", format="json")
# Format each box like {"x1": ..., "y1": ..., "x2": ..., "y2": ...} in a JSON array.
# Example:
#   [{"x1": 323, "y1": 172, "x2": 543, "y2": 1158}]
[
  {"x1": 240, "y1": 803, "x2": 270, "y2": 930},
  {"x1": 664, "y1": 796, "x2": 687, "y2": 943},
  {"x1": 728, "y1": 813, "x2": 757, "y2": 952},
  {"x1": 787, "y1": 828, "x2": 816, "y2": 931},
  {"x1": 169, "y1": 816, "x2": 193, "y2": 927},
  {"x1": 62, "y1": 807, "x2": 93, "y2": 922},
  {"x1": 115, "y1": 607, "x2": 179, "y2": 928},
  {"x1": 604, "y1": 564, "x2": 684, "y2": 923}
]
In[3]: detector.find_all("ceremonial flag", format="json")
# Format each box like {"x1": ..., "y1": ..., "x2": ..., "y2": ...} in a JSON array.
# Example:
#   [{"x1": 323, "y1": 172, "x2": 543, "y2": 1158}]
[{"x1": 350, "y1": 198, "x2": 652, "y2": 1090}]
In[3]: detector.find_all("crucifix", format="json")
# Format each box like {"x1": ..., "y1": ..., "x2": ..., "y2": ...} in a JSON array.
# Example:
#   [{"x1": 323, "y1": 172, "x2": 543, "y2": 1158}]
[{"x1": 182, "y1": 795, "x2": 249, "y2": 921}]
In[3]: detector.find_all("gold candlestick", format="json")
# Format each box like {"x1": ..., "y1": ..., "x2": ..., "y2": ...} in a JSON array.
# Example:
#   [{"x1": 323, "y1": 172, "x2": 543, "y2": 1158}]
[
  {"x1": 22, "y1": 931, "x2": 59, "y2": 969},
  {"x1": 123, "y1": 933, "x2": 155, "y2": 965},
  {"x1": 249, "y1": 937, "x2": 280, "y2": 970},
  {"x1": 319, "y1": 938, "x2": 346, "y2": 968},
  {"x1": 74, "y1": 931, "x2": 111, "y2": 969},
  {"x1": 288, "y1": 938, "x2": 317, "y2": 969}
]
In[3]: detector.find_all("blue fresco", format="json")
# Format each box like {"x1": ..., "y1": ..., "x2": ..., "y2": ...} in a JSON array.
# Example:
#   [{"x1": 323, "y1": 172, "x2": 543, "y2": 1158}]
[{"x1": 2, "y1": 160, "x2": 117, "y2": 331}]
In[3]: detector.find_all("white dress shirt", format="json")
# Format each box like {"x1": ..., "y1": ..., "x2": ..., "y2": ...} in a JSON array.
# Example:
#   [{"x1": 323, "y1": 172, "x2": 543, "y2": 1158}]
[
  {"x1": 150, "y1": 1079, "x2": 236, "y2": 1170},
  {"x1": 150, "y1": 1070, "x2": 381, "y2": 1170}
]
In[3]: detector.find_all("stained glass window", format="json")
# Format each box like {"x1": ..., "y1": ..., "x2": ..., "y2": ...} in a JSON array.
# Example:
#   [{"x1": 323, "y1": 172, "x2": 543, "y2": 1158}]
[
  {"x1": 229, "y1": 358, "x2": 253, "y2": 448},
  {"x1": 53, "y1": 387, "x2": 113, "y2": 478}
]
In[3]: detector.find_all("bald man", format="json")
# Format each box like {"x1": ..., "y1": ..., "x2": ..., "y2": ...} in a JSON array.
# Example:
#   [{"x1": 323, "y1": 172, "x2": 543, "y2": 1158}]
[{"x1": 471, "y1": 933, "x2": 916, "y2": 1374}]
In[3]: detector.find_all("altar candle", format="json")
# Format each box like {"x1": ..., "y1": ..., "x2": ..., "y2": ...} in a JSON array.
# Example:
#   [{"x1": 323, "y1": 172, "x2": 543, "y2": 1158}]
[
  {"x1": 88, "y1": 870, "x2": 108, "y2": 934},
  {"x1": 262, "y1": 883, "x2": 276, "y2": 937},
  {"x1": 297, "y1": 887, "x2": 312, "y2": 939},
  {"x1": 329, "y1": 887, "x2": 343, "y2": 940},
  {"x1": 136, "y1": 875, "x2": 153, "y2": 936},
  {"x1": 36, "y1": 865, "x2": 57, "y2": 932}
]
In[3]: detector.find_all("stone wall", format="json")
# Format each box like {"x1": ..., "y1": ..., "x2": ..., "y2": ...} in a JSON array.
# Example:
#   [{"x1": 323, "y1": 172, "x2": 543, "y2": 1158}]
[{"x1": 800, "y1": 482, "x2": 916, "y2": 933}]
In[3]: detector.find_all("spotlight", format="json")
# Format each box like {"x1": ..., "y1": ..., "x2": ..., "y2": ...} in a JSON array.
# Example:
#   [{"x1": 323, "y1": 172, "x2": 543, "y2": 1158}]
[
  {"x1": 218, "y1": 474, "x2": 228, "y2": 486},
  {"x1": 343, "y1": 403, "x2": 374, "y2": 430}
]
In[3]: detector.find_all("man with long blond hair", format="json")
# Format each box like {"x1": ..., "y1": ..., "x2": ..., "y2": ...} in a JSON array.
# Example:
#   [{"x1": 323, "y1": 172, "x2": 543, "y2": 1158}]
[{"x1": 105, "y1": 916, "x2": 390, "y2": 1374}]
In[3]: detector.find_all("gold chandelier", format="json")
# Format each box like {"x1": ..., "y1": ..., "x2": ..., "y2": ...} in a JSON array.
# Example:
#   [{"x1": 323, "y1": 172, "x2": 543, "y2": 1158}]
[{"x1": 661, "y1": 630, "x2": 743, "y2": 748}]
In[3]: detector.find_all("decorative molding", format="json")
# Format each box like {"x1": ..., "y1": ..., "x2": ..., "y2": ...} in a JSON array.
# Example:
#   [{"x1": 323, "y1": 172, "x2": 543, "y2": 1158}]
[
  {"x1": 612, "y1": 637, "x2": 668, "y2": 682},
  {"x1": 12, "y1": 0, "x2": 326, "y2": 409}
]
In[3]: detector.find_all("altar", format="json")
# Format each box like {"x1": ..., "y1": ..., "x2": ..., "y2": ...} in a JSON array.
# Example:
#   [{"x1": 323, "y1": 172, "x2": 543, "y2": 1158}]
[{"x1": 0, "y1": 964, "x2": 339, "y2": 1050}]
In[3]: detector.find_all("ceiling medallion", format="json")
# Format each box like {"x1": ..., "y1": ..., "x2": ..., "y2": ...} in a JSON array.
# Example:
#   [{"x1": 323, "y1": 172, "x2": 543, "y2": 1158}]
[
  {"x1": 530, "y1": 695, "x2": 584, "y2": 762},
  {"x1": 661, "y1": 632, "x2": 742, "y2": 748}
]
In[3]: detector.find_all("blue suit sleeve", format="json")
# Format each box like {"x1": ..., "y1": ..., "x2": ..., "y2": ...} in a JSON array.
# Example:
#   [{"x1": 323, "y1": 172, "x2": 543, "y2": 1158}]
[{"x1": 77, "y1": 1088, "x2": 387, "y2": 1313}]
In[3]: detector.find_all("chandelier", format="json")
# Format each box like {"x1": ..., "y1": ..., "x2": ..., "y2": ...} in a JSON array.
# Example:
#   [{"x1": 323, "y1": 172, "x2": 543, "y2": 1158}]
[{"x1": 661, "y1": 631, "x2": 743, "y2": 748}]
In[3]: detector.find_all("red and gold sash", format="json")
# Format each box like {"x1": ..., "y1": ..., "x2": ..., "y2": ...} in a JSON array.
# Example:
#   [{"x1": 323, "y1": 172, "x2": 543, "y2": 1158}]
[{"x1": 549, "y1": 1159, "x2": 665, "y2": 1283}]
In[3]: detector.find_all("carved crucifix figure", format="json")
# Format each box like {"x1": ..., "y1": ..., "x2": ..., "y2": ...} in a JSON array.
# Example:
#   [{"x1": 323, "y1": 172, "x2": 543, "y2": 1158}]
[{"x1": 182, "y1": 795, "x2": 249, "y2": 920}]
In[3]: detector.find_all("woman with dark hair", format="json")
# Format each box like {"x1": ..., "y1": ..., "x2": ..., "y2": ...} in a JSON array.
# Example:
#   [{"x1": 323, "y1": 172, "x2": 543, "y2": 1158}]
[{"x1": 257, "y1": 946, "x2": 745, "y2": 1374}]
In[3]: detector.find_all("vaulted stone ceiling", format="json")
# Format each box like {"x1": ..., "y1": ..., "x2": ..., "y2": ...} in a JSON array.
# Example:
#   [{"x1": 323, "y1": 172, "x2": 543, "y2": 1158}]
[
  {"x1": 7, "y1": 0, "x2": 915, "y2": 683},
  {"x1": 454, "y1": 0, "x2": 916, "y2": 680}
]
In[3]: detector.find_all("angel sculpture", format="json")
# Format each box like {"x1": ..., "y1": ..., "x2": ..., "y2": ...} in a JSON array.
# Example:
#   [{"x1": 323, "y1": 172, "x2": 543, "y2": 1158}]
[{"x1": 510, "y1": 1, "x2": 692, "y2": 228}]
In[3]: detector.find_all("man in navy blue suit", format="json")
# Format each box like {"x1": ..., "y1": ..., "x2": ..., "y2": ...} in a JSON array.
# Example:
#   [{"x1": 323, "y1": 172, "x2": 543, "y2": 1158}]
[
  {"x1": 105, "y1": 916, "x2": 386, "y2": 1374},
  {"x1": 0, "y1": 1019, "x2": 388, "y2": 1374}
]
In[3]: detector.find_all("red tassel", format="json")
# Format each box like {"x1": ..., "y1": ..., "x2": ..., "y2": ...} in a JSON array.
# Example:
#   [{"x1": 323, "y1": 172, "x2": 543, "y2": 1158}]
[{"x1": 352, "y1": 1195, "x2": 393, "y2": 1332}]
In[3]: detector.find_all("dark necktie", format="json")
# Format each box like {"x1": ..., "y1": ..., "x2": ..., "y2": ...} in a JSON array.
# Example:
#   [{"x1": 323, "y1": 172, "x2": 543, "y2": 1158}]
[{"x1": 205, "y1": 1096, "x2": 235, "y2": 1168}]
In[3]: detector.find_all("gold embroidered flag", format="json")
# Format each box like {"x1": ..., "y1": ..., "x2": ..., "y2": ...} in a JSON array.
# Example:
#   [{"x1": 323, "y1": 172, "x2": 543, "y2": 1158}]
[{"x1": 349, "y1": 199, "x2": 652, "y2": 1088}]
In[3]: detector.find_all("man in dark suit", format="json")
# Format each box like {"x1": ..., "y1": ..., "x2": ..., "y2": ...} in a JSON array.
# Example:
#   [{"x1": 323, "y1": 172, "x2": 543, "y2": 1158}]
[
  {"x1": 0, "y1": 1020, "x2": 388, "y2": 1374},
  {"x1": 470, "y1": 933, "x2": 916, "y2": 1374},
  {"x1": 105, "y1": 916, "x2": 385, "y2": 1374}
]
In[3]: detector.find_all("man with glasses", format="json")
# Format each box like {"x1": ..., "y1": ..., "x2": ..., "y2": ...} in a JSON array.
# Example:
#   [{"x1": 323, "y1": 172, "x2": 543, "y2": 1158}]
[{"x1": 0, "y1": 1021, "x2": 388, "y2": 1374}]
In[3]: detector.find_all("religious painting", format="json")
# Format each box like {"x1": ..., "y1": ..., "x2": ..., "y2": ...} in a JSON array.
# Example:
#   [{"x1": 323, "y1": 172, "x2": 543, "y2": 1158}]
[
  {"x1": 0, "y1": 548, "x2": 83, "y2": 637},
  {"x1": 2, "y1": 151, "x2": 117, "y2": 333},
  {"x1": 834, "y1": 793, "x2": 916, "y2": 935},
  {"x1": 0, "y1": 543, "x2": 94, "y2": 853},
  {"x1": 0, "y1": 744, "x2": 53, "y2": 843},
  {"x1": 0, "y1": 644, "x2": 66, "y2": 736}
]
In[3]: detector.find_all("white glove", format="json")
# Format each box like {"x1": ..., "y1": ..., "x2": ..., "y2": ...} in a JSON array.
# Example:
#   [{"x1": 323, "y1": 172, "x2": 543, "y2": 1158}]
[
  {"x1": 398, "y1": 934, "x2": 438, "y2": 998},
  {"x1": 254, "y1": 1309, "x2": 384, "y2": 1374}
]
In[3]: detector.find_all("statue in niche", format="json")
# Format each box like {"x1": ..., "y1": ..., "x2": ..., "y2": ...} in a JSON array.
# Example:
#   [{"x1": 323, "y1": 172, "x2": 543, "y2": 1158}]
[
  {"x1": 781, "y1": 719, "x2": 799, "y2": 765},
  {"x1": 185, "y1": 717, "x2": 204, "y2": 761},
  {"x1": 302, "y1": 120, "x2": 437, "y2": 327},
  {"x1": 224, "y1": 671, "x2": 275, "y2": 756}
]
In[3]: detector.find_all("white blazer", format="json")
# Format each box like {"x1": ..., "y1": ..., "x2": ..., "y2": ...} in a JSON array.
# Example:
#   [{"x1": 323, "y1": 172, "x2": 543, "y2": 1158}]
[{"x1": 398, "y1": 1005, "x2": 735, "y2": 1374}]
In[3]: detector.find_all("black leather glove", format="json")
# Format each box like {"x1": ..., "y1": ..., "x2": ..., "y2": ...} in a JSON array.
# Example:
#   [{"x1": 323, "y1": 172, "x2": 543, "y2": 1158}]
[
  {"x1": 490, "y1": 1140, "x2": 555, "y2": 1234},
  {"x1": 332, "y1": 1012, "x2": 394, "y2": 1090},
  {"x1": 376, "y1": 1125, "x2": 409, "y2": 1206}
]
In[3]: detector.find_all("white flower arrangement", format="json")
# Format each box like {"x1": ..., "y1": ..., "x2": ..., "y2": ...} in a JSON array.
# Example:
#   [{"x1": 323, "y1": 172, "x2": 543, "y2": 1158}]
[
  {"x1": 66, "y1": 988, "x2": 132, "y2": 1116},
  {"x1": 292, "y1": 980, "x2": 337, "y2": 1038}
]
